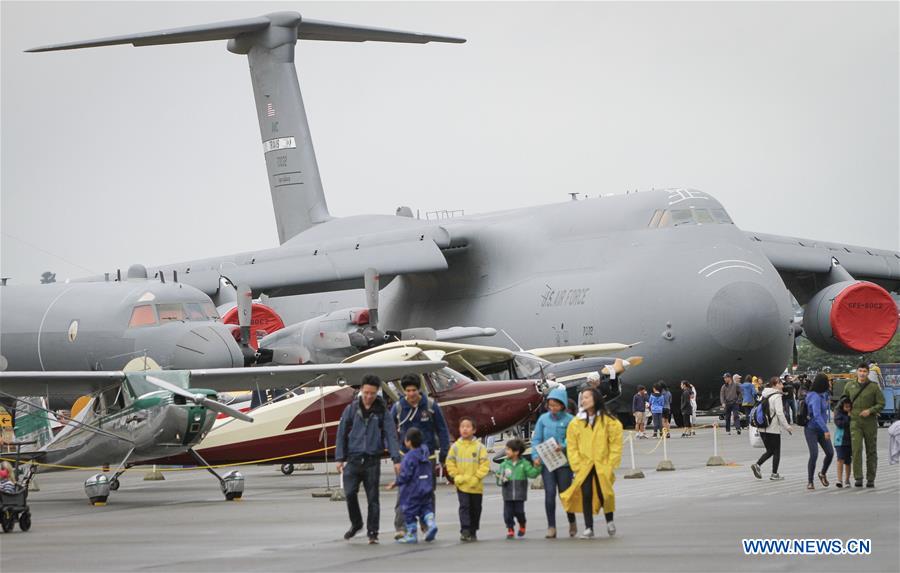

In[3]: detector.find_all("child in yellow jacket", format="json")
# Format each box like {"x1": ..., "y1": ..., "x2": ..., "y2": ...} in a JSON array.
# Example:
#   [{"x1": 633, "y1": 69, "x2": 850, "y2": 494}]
[{"x1": 445, "y1": 416, "x2": 490, "y2": 542}]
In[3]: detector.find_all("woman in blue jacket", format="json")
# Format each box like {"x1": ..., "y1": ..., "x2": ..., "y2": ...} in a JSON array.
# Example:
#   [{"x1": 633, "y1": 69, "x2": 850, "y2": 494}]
[
  {"x1": 532, "y1": 386, "x2": 576, "y2": 538},
  {"x1": 804, "y1": 373, "x2": 834, "y2": 490}
]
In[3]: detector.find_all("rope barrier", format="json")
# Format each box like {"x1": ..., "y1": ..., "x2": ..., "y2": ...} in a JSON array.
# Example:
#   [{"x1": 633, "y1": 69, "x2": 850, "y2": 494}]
[{"x1": 0, "y1": 445, "x2": 336, "y2": 473}]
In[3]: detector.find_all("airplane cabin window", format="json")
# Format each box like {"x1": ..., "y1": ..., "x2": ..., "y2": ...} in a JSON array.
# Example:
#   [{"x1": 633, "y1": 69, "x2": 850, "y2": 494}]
[
  {"x1": 693, "y1": 209, "x2": 715, "y2": 225},
  {"x1": 128, "y1": 305, "x2": 158, "y2": 328},
  {"x1": 157, "y1": 303, "x2": 186, "y2": 322},
  {"x1": 657, "y1": 210, "x2": 673, "y2": 228},
  {"x1": 648, "y1": 209, "x2": 664, "y2": 228},
  {"x1": 429, "y1": 369, "x2": 460, "y2": 393}
]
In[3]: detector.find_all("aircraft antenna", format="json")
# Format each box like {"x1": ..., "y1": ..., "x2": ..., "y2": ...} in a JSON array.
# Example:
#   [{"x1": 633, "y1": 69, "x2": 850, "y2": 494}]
[{"x1": 28, "y1": 14, "x2": 465, "y2": 244}]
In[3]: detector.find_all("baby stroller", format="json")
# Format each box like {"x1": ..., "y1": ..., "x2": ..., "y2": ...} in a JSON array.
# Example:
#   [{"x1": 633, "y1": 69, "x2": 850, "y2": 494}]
[{"x1": 0, "y1": 484, "x2": 31, "y2": 532}]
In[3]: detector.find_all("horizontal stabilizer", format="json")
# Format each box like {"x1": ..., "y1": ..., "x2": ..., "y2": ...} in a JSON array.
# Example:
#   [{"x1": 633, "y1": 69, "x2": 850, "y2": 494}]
[{"x1": 26, "y1": 13, "x2": 464, "y2": 52}]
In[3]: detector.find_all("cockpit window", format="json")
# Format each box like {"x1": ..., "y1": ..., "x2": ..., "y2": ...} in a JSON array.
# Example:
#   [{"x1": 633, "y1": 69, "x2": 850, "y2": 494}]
[
  {"x1": 128, "y1": 305, "x2": 157, "y2": 328},
  {"x1": 201, "y1": 302, "x2": 219, "y2": 320},
  {"x1": 157, "y1": 303, "x2": 186, "y2": 322},
  {"x1": 650, "y1": 208, "x2": 733, "y2": 228},
  {"x1": 429, "y1": 368, "x2": 463, "y2": 393},
  {"x1": 184, "y1": 303, "x2": 207, "y2": 321},
  {"x1": 710, "y1": 208, "x2": 733, "y2": 224}
]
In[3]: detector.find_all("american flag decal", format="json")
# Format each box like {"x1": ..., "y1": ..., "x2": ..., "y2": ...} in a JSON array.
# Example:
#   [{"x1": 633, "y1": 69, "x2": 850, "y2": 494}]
[{"x1": 266, "y1": 103, "x2": 275, "y2": 118}]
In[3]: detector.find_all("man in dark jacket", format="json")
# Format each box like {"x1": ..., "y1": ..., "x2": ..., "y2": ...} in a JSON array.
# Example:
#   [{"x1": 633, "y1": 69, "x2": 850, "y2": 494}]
[
  {"x1": 390, "y1": 374, "x2": 451, "y2": 538},
  {"x1": 335, "y1": 375, "x2": 402, "y2": 544},
  {"x1": 720, "y1": 373, "x2": 742, "y2": 435}
]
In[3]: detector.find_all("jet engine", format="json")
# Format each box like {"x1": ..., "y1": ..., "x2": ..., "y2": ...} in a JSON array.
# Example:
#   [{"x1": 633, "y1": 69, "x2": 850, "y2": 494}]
[{"x1": 802, "y1": 280, "x2": 898, "y2": 354}]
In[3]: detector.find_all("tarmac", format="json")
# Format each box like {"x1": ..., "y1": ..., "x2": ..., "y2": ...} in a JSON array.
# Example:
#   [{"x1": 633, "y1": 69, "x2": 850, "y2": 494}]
[{"x1": 1, "y1": 418, "x2": 897, "y2": 572}]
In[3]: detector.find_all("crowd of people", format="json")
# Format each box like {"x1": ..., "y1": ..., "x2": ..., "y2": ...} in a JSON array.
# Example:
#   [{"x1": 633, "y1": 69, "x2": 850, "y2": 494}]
[
  {"x1": 730, "y1": 364, "x2": 885, "y2": 489},
  {"x1": 333, "y1": 375, "x2": 622, "y2": 544},
  {"x1": 330, "y1": 363, "x2": 887, "y2": 546}
]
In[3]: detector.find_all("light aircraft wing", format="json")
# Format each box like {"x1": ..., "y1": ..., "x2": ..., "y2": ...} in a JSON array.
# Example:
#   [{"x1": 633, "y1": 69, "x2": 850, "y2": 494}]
[
  {"x1": 747, "y1": 231, "x2": 900, "y2": 290},
  {"x1": 342, "y1": 339, "x2": 518, "y2": 378},
  {"x1": 0, "y1": 361, "x2": 445, "y2": 396},
  {"x1": 185, "y1": 360, "x2": 446, "y2": 392},
  {"x1": 528, "y1": 343, "x2": 638, "y2": 362},
  {"x1": 0, "y1": 371, "x2": 128, "y2": 397}
]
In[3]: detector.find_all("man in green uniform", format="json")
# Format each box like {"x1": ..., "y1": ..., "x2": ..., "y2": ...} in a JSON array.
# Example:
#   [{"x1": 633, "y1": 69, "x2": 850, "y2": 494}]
[{"x1": 841, "y1": 363, "x2": 885, "y2": 487}]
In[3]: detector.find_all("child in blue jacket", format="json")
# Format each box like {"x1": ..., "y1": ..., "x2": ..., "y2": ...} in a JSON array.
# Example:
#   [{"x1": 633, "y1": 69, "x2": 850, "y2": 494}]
[
  {"x1": 532, "y1": 386, "x2": 576, "y2": 538},
  {"x1": 649, "y1": 385, "x2": 665, "y2": 438},
  {"x1": 388, "y1": 428, "x2": 438, "y2": 543},
  {"x1": 833, "y1": 397, "x2": 852, "y2": 488}
]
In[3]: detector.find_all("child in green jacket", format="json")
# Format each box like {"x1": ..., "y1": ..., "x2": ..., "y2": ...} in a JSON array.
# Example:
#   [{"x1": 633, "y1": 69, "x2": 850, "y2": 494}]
[{"x1": 496, "y1": 439, "x2": 541, "y2": 538}]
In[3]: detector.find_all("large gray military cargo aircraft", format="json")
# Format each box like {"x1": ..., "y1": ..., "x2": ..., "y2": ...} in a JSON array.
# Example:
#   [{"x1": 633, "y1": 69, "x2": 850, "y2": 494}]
[{"x1": 26, "y1": 12, "x2": 900, "y2": 409}]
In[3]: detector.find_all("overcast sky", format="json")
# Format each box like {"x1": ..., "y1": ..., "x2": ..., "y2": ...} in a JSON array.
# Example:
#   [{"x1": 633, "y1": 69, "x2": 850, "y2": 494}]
[{"x1": 2, "y1": 1, "x2": 898, "y2": 283}]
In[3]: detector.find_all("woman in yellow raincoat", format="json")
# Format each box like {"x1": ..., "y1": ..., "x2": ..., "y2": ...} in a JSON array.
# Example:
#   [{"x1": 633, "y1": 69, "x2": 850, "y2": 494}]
[{"x1": 560, "y1": 386, "x2": 623, "y2": 539}]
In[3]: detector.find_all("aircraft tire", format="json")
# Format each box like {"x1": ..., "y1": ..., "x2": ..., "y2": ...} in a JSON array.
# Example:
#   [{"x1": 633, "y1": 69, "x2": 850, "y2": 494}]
[
  {"x1": 1, "y1": 510, "x2": 13, "y2": 533},
  {"x1": 109, "y1": 479, "x2": 120, "y2": 491},
  {"x1": 280, "y1": 463, "x2": 295, "y2": 476},
  {"x1": 225, "y1": 492, "x2": 242, "y2": 501},
  {"x1": 19, "y1": 511, "x2": 31, "y2": 532}
]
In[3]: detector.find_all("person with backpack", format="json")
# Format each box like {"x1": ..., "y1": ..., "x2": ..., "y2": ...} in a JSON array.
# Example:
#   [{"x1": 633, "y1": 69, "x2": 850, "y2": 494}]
[
  {"x1": 335, "y1": 375, "x2": 402, "y2": 544},
  {"x1": 782, "y1": 375, "x2": 797, "y2": 424},
  {"x1": 841, "y1": 363, "x2": 885, "y2": 488},
  {"x1": 804, "y1": 373, "x2": 834, "y2": 490},
  {"x1": 750, "y1": 377, "x2": 791, "y2": 480},
  {"x1": 389, "y1": 374, "x2": 451, "y2": 539}
]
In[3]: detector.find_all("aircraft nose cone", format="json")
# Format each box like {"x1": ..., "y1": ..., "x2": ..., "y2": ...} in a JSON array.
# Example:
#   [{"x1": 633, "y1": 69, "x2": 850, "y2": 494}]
[
  {"x1": 706, "y1": 281, "x2": 781, "y2": 351},
  {"x1": 172, "y1": 325, "x2": 244, "y2": 369}
]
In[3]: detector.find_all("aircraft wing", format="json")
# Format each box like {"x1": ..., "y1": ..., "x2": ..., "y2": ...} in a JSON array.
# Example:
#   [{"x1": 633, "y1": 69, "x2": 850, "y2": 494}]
[
  {"x1": 185, "y1": 360, "x2": 447, "y2": 392},
  {"x1": 747, "y1": 231, "x2": 900, "y2": 302},
  {"x1": 528, "y1": 343, "x2": 637, "y2": 362},
  {"x1": 343, "y1": 339, "x2": 518, "y2": 380},
  {"x1": 0, "y1": 361, "x2": 446, "y2": 396},
  {"x1": 0, "y1": 371, "x2": 127, "y2": 397}
]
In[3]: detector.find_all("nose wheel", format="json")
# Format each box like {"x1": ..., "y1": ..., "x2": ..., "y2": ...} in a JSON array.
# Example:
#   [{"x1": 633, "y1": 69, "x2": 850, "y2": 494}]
[
  {"x1": 188, "y1": 449, "x2": 245, "y2": 501},
  {"x1": 280, "y1": 463, "x2": 295, "y2": 475}
]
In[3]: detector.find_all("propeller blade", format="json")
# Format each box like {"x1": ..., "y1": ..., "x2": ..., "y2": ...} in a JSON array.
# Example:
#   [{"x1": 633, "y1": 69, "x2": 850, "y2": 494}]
[
  {"x1": 198, "y1": 396, "x2": 254, "y2": 423},
  {"x1": 146, "y1": 376, "x2": 253, "y2": 422},
  {"x1": 792, "y1": 338, "x2": 799, "y2": 369},
  {"x1": 236, "y1": 283, "x2": 253, "y2": 346},
  {"x1": 399, "y1": 327, "x2": 437, "y2": 340},
  {"x1": 364, "y1": 268, "x2": 379, "y2": 329},
  {"x1": 145, "y1": 375, "x2": 201, "y2": 401}
]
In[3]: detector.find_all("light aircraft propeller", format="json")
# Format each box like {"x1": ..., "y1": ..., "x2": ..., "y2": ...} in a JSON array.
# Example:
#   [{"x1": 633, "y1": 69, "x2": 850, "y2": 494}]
[{"x1": 145, "y1": 375, "x2": 254, "y2": 423}]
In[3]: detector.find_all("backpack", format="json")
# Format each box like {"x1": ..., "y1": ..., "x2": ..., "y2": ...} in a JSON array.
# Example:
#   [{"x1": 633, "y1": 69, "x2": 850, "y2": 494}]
[
  {"x1": 796, "y1": 399, "x2": 809, "y2": 427},
  {"x1": 750, "y1": 393, "x2": 777, "y2": 428}
]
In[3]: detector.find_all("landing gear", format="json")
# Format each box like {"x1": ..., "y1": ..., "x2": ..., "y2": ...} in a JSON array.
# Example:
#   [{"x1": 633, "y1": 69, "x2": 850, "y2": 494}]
[
  {"x1": 281, "y1": 463, "x2": 295, "y2": 476},
  {"x1": 188, "y1": 449, "x2": 245, "y2": 501},
  {"x1": 109, "y1": 478, "x2": 120, "y2": 491},
  {"x1": 85, "y1": 448, "x2": 133, "y2": 505}
]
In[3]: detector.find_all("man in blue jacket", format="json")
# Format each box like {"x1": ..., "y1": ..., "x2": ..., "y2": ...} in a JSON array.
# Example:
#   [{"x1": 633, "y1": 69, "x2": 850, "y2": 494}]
[
  {"x1": 335, "y1": 375, "x2": 402, "y2": 544},
  {"x1": 390, "y1": 374, "x2": 451, "y2": 539},
  {"x1": 739, "y1": 375, "x2": 757, "y2": 430}
]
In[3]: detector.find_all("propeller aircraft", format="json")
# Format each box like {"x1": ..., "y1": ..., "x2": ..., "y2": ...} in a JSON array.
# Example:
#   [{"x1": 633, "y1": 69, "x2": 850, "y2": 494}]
[
  {"x1": 0, "y1": 359, "x2": 445, "y2": 504},
  {"x1": 20, "y1": 11, "x2": 900, "y2": 415}
]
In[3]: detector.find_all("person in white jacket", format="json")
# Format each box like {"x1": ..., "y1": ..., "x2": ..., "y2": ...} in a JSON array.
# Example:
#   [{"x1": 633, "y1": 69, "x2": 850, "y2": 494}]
[{"x1": 751, "y1": 377, "x2": 792, "y2": 481}]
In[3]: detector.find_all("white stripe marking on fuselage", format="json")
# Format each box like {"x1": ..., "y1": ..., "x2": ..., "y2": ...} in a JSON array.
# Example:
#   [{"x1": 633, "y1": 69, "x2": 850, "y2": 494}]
[
  {"x1": 438, "y1": 387, "x2": 528, "y2": 407},
  {"x1": 697, "y1": 259, "x2": 764, "y2": 275}
]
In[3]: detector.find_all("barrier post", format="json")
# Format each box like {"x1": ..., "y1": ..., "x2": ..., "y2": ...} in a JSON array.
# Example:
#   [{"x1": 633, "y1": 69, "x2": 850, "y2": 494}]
[
  {"x1": 656, "y1": 429, "x2": 675, "y2": 471},
  {"x1": 143, "y1": 464, "x2": 165, "y2": 481},
  {"x1": 624, "y1": 431, "x2": 645, "y2": 479},
  {"x1": 707, "y1": 423, "x2": 726, "y2": 466}
]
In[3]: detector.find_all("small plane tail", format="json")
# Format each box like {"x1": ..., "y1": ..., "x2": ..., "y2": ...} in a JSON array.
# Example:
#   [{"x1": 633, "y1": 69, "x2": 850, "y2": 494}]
[
  {"x1": 12, "y1": 397, "x2": 56, "y2": 452},
  {"x1": 28, "y1": 13, "x2": 465, "y2": 244}
]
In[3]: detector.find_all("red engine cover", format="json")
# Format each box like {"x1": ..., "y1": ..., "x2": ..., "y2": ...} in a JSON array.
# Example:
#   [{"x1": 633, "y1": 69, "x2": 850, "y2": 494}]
[
  {"x1": 221, "y1": 303, "x2": 285, "y2": 350},
  {"x1": 830, "y1": 282, "x2": 898, "y2": 353}
]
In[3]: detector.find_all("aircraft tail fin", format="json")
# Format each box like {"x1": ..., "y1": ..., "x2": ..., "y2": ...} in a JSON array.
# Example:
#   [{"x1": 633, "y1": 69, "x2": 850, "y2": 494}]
[
  {"x1": 28, "y1": 13, "x2": 465, "y2": 244},
  {"x1": 12, "y1": 397, "x2": 55, "y2": 452}
]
